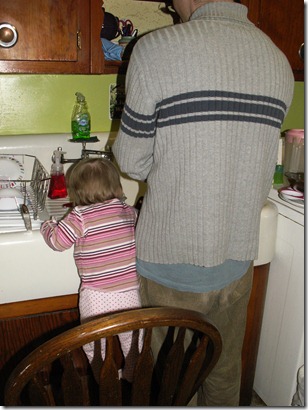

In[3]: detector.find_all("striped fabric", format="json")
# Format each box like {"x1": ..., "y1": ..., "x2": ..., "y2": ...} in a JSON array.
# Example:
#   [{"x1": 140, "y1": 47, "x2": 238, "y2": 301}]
[
  {"x1": 121, "y1": 90, "x2": 287, "y2": 138},
  {"x1": 112, "y1": 2, "x2": 294, "y2": 268},
  {"x1": 41, "y1": 199, "x2": 139, "y2": 292}
]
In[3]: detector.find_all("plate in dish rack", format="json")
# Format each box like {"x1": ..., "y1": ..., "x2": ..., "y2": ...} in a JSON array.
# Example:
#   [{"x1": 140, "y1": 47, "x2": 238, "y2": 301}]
[{"x1": 0, "y1": 156, "x2": 25, "y2": 188}]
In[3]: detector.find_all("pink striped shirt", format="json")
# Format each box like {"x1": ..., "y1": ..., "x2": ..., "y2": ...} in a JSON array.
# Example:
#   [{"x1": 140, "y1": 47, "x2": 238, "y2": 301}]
[{"x1": 40, "y1": 199, "x2": 139, "y2": 292}]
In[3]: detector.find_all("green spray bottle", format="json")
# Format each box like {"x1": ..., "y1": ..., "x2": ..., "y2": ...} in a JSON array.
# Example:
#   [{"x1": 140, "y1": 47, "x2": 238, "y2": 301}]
[{"x1": 71, "y1": 92, "x2": 91, "y2": 140}]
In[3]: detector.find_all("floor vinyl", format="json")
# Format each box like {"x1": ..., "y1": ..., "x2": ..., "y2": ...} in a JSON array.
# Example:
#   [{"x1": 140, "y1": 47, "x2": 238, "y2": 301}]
[{"x1": 250, "y1": 390, "x2": 267, "y2": 406}]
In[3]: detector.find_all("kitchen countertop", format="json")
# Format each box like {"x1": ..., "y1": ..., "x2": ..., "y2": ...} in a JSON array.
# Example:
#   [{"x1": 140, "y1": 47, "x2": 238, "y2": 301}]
[{"x1": 268, "y1": 188, "x2": 304, "y2": 226}]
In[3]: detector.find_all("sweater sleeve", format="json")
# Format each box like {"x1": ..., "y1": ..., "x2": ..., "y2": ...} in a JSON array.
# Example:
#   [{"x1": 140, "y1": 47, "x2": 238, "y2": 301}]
[
  {"x1": 112, "y1": 40, "x2": 157, "y2": 181},
  {"x1": 40, "y1": 209, "x2": 83, "y2": 252}
]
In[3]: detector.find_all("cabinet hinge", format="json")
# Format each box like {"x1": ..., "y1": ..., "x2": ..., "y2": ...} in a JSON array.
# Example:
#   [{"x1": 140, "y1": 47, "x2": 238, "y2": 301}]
[{"x1": 77, "y1": 31, "x2": 81, "y2": 50}]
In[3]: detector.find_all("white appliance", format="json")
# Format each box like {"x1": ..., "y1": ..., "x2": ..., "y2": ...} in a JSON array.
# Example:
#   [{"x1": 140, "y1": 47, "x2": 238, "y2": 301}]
[{"x1": 253, "y1": 189, "x2": 304, "y2": 406}]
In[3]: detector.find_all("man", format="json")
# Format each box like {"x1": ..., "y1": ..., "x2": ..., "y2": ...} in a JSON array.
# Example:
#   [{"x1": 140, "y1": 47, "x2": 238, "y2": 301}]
[{"x1": 113, "y1": 0, "x2": 294, "y2": 405}]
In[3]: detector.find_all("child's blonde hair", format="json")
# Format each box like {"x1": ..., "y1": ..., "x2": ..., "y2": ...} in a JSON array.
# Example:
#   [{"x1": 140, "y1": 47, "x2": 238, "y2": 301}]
[{"x1": 66, "y1": 158, "x2": 123, "y2": 206}]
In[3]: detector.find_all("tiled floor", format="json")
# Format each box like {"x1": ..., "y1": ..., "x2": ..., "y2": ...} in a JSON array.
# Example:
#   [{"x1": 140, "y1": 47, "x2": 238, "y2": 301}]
[{"x1": 251, "y1": 390, "x2": 267, "y2": 406}]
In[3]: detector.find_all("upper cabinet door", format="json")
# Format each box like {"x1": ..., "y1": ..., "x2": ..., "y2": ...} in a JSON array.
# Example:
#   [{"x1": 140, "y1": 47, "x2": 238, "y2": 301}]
[
  {"x1": 257, "y1": 0, "x2": 304, "y2": 80},
  {"x1": 241, "y1": 0, "x2": 304, "y2": 81},
  {"x1": 0, "y1": 0, "x2": 91, "y2": 74}
]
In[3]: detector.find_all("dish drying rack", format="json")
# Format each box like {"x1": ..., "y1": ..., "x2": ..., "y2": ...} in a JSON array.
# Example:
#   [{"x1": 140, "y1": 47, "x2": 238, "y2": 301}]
[{"x1": 0, "y1": 154, "x2": 50, "y2": 228}]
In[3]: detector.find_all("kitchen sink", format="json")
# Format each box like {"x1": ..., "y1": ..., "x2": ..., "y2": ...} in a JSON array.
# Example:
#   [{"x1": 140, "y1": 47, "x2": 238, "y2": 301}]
[{"x1": 0, "y1": 198, "x2": 278, "y2": 305}]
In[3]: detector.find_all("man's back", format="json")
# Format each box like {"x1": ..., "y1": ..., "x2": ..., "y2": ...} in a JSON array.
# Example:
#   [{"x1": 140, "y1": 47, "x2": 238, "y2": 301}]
[{"x1": 113, "y1": 2, "x2": 294, "y2": 267}]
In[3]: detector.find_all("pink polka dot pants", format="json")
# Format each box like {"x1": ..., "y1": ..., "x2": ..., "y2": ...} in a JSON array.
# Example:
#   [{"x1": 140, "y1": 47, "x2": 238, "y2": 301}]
[{"x1": 79, "y1": 287, "x2": 143, "y2": 382}]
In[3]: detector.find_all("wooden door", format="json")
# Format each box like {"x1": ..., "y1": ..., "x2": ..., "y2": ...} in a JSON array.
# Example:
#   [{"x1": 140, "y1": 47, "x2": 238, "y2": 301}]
[
  {"x1": 0, "y1": 0, "x2": 91, "y2": 73},
  {"x1": 258, "y1": 0, "x2": 303, "y2": 79},
  {"x1": 241, "y1": 0, "x2": 304, "y2": 80}
]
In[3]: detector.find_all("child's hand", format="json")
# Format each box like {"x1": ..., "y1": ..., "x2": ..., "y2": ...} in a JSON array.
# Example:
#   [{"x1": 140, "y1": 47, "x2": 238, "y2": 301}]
[{"x1": 40, "y1": 216, "x2": 57, "y2": 230}]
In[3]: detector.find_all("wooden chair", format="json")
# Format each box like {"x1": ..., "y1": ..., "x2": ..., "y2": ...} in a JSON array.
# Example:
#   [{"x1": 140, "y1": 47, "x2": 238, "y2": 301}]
[{"x1": 4, "y1": 306, "x2": 222, "y2": 406}]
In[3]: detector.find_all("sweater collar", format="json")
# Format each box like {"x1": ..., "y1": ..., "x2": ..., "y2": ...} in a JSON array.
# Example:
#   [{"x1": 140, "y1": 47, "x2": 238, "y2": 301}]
[{"x1": 190, "y1": 2, "x2": 249, "y2": 24}]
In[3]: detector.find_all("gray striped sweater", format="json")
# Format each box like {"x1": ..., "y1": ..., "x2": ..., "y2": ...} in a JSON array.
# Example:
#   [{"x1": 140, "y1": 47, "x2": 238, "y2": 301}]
[{"x1": 113, "y1": 2, "x2": 294, "y2": 267}]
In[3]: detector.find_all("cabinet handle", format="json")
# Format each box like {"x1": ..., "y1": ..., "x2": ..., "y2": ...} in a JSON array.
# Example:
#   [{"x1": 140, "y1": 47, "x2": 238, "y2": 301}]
[
  {"x1": 0, "y1": 23, "x2": 18, "y2": 48},
  {"x1": 77, "y1": 31, "x2": 82, "y2": 50},
  {"x1": 298, "y1": 43, "x2": 304, "y2": 61}
]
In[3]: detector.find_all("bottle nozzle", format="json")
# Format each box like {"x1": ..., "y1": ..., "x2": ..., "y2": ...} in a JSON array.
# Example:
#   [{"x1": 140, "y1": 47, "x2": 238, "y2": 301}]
[
  {"x1": 52, "y1": 147, "x2": 65, "y2": 172},
  {"x1": 75, "y1": 92, "x2": 85, "y2": 102},
  {"x1": 48, "y1": 147, "x2": 68, "y2": 199}
]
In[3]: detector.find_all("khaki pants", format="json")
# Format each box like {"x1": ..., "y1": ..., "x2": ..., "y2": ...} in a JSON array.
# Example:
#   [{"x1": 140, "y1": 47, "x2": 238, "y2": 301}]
[{"x1": 139, "y1": 262, "x2": 253, "y2": 406}]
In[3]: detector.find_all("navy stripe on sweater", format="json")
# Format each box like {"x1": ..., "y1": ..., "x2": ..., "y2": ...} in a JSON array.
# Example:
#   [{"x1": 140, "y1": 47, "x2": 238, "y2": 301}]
[{"x1": 120, "y1": 90, "x2": 287, "y2": 138}]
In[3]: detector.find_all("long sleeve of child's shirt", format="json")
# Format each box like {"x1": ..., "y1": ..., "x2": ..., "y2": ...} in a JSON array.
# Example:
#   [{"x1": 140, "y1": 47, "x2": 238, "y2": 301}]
[{"x1": 40, "y1": 212, "x2": 82, "y2": 252}]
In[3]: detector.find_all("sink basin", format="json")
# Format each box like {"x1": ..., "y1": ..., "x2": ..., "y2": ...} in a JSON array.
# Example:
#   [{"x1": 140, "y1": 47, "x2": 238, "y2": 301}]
[{"x1": 0, "y1": 229, "x2": 79, "y2": 304}]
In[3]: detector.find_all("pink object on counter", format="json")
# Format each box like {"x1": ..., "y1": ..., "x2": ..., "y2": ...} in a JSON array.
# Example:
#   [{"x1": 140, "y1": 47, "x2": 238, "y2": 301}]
[
  {"x1": 285, "y1": 129, "x2": 304, "y2": 143},
  {"x1": 284, "y1": 129, "x2": 304, "y2": 174}
]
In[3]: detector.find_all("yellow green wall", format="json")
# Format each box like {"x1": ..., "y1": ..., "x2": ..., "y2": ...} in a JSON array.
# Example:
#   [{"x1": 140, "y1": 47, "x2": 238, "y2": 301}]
[
  {"x1": 281, "y1": 82, "x2": 304, "y2": 131},
  {"x1": 0, "y1": 75, "x2": 304, "y2": 136},
  {"x1": 0, "y1": 74, "x2": 119, "y2": 135}
]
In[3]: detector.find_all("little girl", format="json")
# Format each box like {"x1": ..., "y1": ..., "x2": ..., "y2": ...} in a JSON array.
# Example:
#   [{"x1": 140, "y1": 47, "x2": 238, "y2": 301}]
[{"x1": 40, "y1": 158, "x2": 142, "y2": 382}]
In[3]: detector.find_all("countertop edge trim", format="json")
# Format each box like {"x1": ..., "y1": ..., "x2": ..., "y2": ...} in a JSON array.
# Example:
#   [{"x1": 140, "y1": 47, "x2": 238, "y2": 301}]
[{"x1": 0, "y1": 293, "x2": 78, "y2": 319}]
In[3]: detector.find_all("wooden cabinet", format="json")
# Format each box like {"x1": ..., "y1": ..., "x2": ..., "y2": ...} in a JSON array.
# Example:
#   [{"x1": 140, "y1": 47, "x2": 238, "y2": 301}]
[
  {"x1": 241, "y1": 0, "x2": 304, "y2": 81},
  {"x1": 240, "y1": 263, "x2": 270, "y2": 406},
  {"x1": 0, "y1": 0, "x2": 304, "y2": 77},
  {"x1": 0, "y1": 295, "x2": 79, "y2": 403},
  {"x1": 0, "y1": 0, "x2": 105, "y2": 74}
]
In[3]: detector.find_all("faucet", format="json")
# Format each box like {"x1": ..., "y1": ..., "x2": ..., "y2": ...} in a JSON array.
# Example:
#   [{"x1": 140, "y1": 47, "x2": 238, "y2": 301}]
[{"x1": 56, "y1": 143, "x2": 113, "y2": 164}]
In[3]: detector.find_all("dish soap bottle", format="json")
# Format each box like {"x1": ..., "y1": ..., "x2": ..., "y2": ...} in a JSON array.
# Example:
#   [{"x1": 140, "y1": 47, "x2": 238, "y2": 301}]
[
  {"x1": 71, "y1": 92, "x2": 91, "y2": 140},
  {"x1": 48, "y1": 147, "x2": 68, "y2": 199}
]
